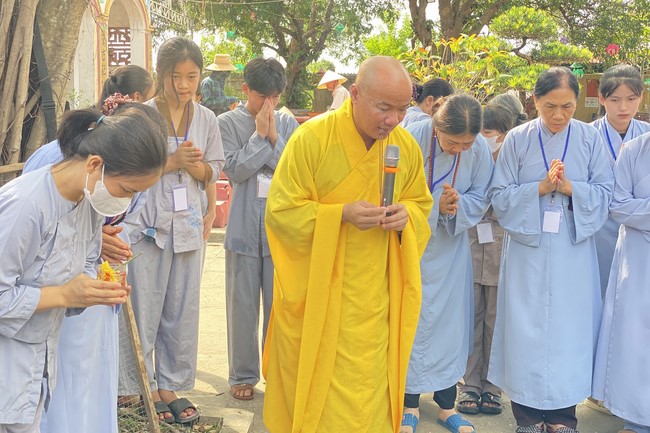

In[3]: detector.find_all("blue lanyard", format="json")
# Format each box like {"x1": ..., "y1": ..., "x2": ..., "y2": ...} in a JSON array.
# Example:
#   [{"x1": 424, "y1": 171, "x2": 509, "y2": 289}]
[
  {"x1": 537, "y1": 124, "x2": 571, "y2": 172},
  {"x1": 170, "y1": 101, "x2": 191, "y2": 183},
  {"x1": 603, "y1": 122, "x2": 620, "y2": 160},
  {"x1": 428, "y1": 133, "x2": 458, "y2": 192},
  {"x1": 170, "y1": 101, "x2": 191, "y2": 146}
]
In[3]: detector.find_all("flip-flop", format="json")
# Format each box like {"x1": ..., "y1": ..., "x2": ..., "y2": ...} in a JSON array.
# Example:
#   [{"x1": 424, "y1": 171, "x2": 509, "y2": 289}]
[
  {"x1": 230, "y1": 383, "x2": 255, "y2": 401},
  {"x1": 437, "y1": 413, "x2": 475, "y2": 433},
  {"x1": 167, "y1": 397, "x2": 200, "y2": 425}
]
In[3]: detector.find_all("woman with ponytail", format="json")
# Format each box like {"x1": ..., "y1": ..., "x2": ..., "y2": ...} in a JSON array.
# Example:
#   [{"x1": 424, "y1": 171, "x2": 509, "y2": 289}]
[
  {"x1": 402, "y1": 78, "x2": 454, "y2": 128},
  {"x1": 0, "y1": 104, "x2": 167, "y2": 433}
]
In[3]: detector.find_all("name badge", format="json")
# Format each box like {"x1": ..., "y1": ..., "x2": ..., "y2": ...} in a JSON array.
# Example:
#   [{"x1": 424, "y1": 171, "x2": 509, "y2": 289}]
[
  {"x1": 477, "y1": 222, "x2": 494, "y2": 244},
  {"x1": 257, "y1": 173, "x2": 272, "y2": 198},
  {"x1": 542, "y1": 206, "x2": 562, "y2": 234},
  {"x1": 173, "y1": 184, "x2": 188, "y2": 211}
]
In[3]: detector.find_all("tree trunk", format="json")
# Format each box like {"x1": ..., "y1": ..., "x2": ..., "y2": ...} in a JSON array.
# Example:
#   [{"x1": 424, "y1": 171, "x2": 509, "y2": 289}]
[
  {"x1": 408, "y1": 0, "x2": 431, "y2": 47},
  {"x1": 24, "y1": 0, "x2": 88, "y2": 159}
]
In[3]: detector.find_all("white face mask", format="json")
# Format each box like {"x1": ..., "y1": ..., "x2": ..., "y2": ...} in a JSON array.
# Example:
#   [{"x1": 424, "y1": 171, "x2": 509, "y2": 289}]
[
  {"x1": 84, "y1": 166, "x2": 132, "y2": 217},
  {"x1": 482, "y1": 134, "x2": 502, "y2": 153}
]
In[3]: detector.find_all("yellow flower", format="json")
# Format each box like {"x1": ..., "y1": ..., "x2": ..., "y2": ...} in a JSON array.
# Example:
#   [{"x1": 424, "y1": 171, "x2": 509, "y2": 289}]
[{"x1": 98, "y1": 261, "x2": 118, "y2": 282}]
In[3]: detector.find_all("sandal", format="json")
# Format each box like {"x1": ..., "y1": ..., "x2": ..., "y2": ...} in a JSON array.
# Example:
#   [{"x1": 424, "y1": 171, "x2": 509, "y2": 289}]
[
  {"x1": 400, "y1": 409, "x2": 419, "y2": 433},
  {"x1": 154, "y1": 400, "x2": 174, "y2": 424},
  {"x1": 516, "y1": 425, "x2": 544, "y2": 433},
  {"x1": 480, "y1": 392, "x2": 503, "y2": 415},
  {"x1": 167, "y1": 397, "x2": 200, "y2": 425},
  {"x1": 456, "y1": 391, "x2": 480, "y2": 415},
  {"x1": 230, "y1": 383, "x2": 255, "y2": 401},
  {"x1": 437, "y1": 414, "x2": 475, "y2": 433},
  {"x1": 546, "y1": 427, "x2": 579, "y2": 433}
]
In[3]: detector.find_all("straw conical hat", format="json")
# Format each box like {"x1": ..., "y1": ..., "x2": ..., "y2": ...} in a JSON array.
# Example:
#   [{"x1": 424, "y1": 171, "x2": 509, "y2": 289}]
[{"x1": 317, "y1": 70, "x2": 347, "y2": 89}]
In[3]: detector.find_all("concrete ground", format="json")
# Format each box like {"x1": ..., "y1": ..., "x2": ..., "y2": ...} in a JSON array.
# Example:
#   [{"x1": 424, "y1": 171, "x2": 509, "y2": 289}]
[{"x1": 186, "y1": 232, "x2": 624, "y2": 433}]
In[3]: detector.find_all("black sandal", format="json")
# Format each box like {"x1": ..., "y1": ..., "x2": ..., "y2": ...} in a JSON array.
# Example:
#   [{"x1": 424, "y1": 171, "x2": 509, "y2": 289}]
[
  {"x1": 480, "y1": 392, "x2": 503, "y2": 415},
  {"x1": 456, "y1": 391, "x2": 480, "y2": 415}
]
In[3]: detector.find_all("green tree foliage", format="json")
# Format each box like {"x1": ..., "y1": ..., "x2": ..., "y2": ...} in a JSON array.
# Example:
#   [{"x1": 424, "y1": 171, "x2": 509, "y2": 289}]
[
  {"x1": 362, "y1": 13, "x2": 411, "y2": 59},
  {"x1": 198, "y1": 33, "x2": 260, "y2": 73},
  {"x1": 190, "y1": 0, "x2": 395, "y2": 108},
  {"x1": 400, "y1": 34, "x2": 514, "y2": 102},
  {"x1": 489, "y1": 6, "x2": 592, "y2": 65}
]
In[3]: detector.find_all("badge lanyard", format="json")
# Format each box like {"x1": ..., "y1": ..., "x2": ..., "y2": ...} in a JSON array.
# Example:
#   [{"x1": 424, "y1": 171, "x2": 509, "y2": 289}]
[
  {"x1": 170, "y1": 101, "x2": 191, "y2": 183},
  {"x1": 538, "y1": 123, "x2": 570, "y2": 205},
  {"x1": 427, "y1": 127, "x2": 460, "y2": 192},
  {"x1": 603, "y1": 124, "x2": 618, "y2": 160}
]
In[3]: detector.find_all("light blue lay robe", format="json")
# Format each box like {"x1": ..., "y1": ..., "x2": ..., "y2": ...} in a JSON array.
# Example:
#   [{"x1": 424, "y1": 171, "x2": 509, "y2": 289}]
[
  {"x1": 592, "y1": 132, "x2": 650, "y2": 427},
  {"x1": 23, "y1": 142, "x2": 146, "y2": 433},
  {"x1": 0, "y1": 167, "x2": 102, "y2": 425},
  {"x1": 591, "y1": 117, "x2": 650, "y2": 296},
  {"x1": 488, "y1": 118, "x2": 613, "y2": 409},
  {"x1": 405, "y1": 119, "x2": 494, "y2": 393},
  {"x1": 401, "y1": 106, "x2": 430, "y2": 128}
]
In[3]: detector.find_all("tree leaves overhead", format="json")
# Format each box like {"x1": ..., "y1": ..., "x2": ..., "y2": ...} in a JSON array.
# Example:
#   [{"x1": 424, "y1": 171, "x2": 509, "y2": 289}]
[
  {"x1": 187, "y1": 0, "x2": 395, "y2": 107},
  {"x1": 490, "y1": 6, "x2": 559, "y2": 41}
]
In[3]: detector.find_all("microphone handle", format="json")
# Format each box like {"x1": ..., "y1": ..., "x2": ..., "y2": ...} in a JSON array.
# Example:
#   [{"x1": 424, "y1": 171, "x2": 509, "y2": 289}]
[{"x1": 382, "y1": 172, "x2": 396, "y2": 208}]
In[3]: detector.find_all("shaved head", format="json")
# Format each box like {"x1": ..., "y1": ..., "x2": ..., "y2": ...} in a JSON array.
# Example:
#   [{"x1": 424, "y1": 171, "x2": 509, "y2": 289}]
[
  {"x1": 350, "y1": 56, "x2": 413, "y2": 147},
  {"x1": 355, "y1": 56, "x2": 412, "y2": 95}
]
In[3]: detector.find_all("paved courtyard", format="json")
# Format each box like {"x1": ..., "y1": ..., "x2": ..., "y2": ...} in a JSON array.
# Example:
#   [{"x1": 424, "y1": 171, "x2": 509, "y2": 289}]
[{"x1": 185, "y1": 236, "x2": 623, "y2": 433}]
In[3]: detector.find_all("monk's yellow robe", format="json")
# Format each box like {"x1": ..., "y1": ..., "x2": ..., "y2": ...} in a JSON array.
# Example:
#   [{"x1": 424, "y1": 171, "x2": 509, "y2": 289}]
[{"x1": 263, "y1": 99, "x2": 433, "y2": 433}]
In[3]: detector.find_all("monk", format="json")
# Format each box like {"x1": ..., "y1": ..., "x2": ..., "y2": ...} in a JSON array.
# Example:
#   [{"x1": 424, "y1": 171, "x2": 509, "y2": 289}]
[{"x1": 262, "y1": 56, "x2": 433, "y2": 432}]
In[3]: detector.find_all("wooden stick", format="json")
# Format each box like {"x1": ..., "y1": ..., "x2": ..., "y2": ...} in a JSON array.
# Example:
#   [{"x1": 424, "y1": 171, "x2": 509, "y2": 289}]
[{"x1": 122, "y1": 295, "x2": 161, "y2": 433}]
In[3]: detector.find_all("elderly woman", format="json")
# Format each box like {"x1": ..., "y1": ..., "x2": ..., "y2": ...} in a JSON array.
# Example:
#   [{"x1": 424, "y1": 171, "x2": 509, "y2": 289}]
[
  {"x1": 488, "y1": 67, "x2": 613, "y2": 433},
  {"x1": 401, "y1": 94, "x2": 494, "y2": 433}
]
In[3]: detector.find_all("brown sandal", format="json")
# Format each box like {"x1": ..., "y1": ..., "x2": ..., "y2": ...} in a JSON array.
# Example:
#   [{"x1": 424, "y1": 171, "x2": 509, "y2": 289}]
[{"x1": 230, "y1": 383, "x2": 255, "y2": 401}]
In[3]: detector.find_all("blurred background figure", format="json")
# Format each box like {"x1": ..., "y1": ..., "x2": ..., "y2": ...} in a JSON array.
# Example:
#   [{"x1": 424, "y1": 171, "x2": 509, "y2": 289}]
[
  {"x1": 201, "y1": 53, "x2": 236, "y2": 116},
  {"x1": 317, "y1": 70, "x2": 349, "y2": 110}
]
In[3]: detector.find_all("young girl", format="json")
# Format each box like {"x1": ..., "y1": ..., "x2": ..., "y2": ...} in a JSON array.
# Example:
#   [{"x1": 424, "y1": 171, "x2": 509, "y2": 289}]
[
  {"x1": 401, "y1": 94, "x2": 494, "y2": 433},
  {"x1": 591, "y1": 64, "x2": 650, "y2": 297},
  {"x1": 457, "y1": 93, "x2": 527, "y2": 417},
  {"x1": 0, "y1": 105, "x2": 167, "y2": 433},
  {"x1": 402, "y1": 78, "x2": 454, "y2": 128},
  {"x1": 122, "y1": 36, "x2": 225, "y2": 425}
]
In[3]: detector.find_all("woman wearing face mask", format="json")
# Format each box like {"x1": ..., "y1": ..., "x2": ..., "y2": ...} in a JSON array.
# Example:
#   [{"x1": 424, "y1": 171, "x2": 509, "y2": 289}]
[
  {"x1": 402, "y1": 78, "x2": 454, "y2": 128},
  {"x1": 591, "y1": 64, "x2": 650, "y2": 298},
  {"x1": 400, "y1": 94, "x2": 494, "y2": 433},
  {"x1": 488, "y1": 67, "x2": 613, "y2": 433},
  {"x1": 121, "y1": 37, "x2": 225, "y2": 425},
  {"x1": 23, "y1": 66, "x2": 156, "y2": 433},
  {"x1": 0, "y1": 105, "x2": 167, "y2": 433},
  {"x1": 457, "y1": 93, "x2": 527, "y2": 417}
]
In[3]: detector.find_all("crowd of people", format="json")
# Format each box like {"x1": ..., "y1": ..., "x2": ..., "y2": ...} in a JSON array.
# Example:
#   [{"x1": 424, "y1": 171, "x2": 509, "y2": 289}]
[{"x1": 0, "y1": 34, "x2": 648, "y2": 433}]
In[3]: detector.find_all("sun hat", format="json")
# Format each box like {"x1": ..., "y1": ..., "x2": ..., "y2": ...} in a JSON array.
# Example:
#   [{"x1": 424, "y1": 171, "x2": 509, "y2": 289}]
[
  {"x1": 317, "y1": 70, "x2": 347, "y2": 89},
  {"x1": 206, "y1": 54, "x2": 236, "y2": 72}
]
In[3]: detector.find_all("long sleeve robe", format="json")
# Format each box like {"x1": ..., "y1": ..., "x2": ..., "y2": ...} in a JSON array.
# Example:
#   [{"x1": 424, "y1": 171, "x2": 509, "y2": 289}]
[
  {"x1": 488, "y1": 118, "x2": 613, "y2": 409},
  {"x1": 592, "y1": 131, "x2": 650, "y2": 427},
  {"x1": 0, "y1": 167, "x2": 102, "y2": 424},
  {"x1": 262, "y1": 99, "x2": 432, "y2": 433},
  {"x1": 591, "y1": 117, "x2": 650, "y2": 295},
  {"x1": 404, "y1": 120, "x2": 494, "y2": 393}
]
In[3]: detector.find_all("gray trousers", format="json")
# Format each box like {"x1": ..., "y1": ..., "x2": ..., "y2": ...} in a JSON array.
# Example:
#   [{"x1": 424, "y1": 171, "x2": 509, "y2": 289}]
[
  {"x1": 460, "y1": 283, "x2": 501, "y2": 396},
  {"x1": 120, "y1": 237, "x2": 202, "y2": 394},
  {"x1": 225, "y1": 250, "x2": 273, "y2": 387}
]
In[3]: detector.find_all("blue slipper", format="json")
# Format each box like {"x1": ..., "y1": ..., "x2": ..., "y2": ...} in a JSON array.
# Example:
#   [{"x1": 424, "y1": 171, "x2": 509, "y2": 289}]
[
  {"x1": 400, "y1": 412, "x2": 419, "y2": 433},
  {"x1": 437, "y1": 413, "x2": 475, "y2": 433}
]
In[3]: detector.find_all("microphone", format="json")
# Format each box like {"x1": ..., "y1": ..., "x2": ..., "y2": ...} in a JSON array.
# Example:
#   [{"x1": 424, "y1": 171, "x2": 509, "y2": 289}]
[{"x1": 381, "y1": 145, "x2": 400, "y2": 214}]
